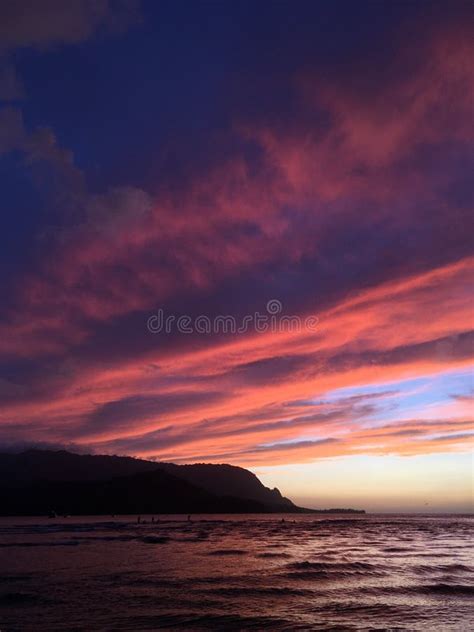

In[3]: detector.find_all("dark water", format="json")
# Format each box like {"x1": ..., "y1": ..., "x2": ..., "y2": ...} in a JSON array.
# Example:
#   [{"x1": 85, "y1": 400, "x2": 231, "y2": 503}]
[{"x1": 0, "y1": 514, "x2": 472, "y2": 631}]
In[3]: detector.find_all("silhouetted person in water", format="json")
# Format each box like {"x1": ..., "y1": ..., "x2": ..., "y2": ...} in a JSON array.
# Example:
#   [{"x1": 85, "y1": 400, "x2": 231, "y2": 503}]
[
  {"x1": 187, "y1": 514, "x2": 192, "y2": 522},
  {"x1": 137, "y1": 516, "x2": 141, "y2": 524}
]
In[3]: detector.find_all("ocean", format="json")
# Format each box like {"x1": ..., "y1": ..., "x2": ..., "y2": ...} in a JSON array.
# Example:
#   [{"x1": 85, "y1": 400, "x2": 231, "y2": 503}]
[{"x1": 0, "y1": 514, "x2": 472, "y2": 630}]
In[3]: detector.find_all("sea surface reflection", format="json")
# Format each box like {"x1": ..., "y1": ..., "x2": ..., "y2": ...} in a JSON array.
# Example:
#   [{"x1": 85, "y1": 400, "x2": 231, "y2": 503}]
[{"x1": 0, "y1": 514, "x2": 472, "y2": 630}]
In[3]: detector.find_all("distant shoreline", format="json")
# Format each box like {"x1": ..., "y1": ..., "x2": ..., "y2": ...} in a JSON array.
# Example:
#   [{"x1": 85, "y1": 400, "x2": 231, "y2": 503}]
[{"x1": 0, "y1": 508, "x2": 366, "y2": 518}]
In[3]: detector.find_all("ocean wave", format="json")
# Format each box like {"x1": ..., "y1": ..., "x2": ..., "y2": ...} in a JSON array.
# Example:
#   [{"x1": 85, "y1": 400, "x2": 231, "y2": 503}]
[
  {"x1": 413, "y1": 563, "x2": 473, "y2": 575},
  {"x1": 0, "y1": 540, "x2": 80, "y2": 547},
  {"x1": 207, "y1": 549, "x2": 248, "y2": 556},
  {"x1": 283, "y1": 560, "x2": 384, "y2": 579},
  {"x1": 201, "y1": 586, "x2": 314, "y2": 597},
  {"x1": 420, "y1": 583, "x2": 474, "y2": 596},
  {"x1": 287, "y1": 561, "x2": 378, "y2": 571},
  {"x1": 73, "y1": 534, "x2": 137, "y2": 542},
  {"x1": 139, "y1": 535, "x2": 170, "y2": 544},
  {"x1": 116, "y1": 611, "x2": 297, "y2": 629}
]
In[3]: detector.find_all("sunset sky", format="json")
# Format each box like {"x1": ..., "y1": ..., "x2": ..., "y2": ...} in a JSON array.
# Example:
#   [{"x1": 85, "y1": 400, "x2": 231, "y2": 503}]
[{"x1": 0, "y1": 1, "x2": 472, "y2": 512}]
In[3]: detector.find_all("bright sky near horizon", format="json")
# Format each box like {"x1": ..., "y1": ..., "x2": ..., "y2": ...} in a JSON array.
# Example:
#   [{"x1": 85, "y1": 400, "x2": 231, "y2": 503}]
[
  {"x1": 254, "y1": 452, "x2": 473, "y2": 513},
  {"x1": 0, "y1": 0, "x2": 472, "y2": 511}
]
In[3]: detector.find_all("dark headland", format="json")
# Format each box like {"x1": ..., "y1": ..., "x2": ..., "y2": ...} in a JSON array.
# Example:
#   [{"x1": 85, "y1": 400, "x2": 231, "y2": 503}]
[{"x1": 0, "y1": 450, "x2": 364, "y2": 516}]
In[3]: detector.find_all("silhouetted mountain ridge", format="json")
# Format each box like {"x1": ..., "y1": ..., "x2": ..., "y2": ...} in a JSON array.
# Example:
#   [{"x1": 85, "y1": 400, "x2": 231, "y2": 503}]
[{"x1": 0, "y1": 450, "x2": 364, "y2": 515}]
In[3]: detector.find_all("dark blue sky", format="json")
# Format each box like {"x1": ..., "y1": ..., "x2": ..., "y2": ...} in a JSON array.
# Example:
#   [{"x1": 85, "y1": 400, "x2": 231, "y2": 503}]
[{"x1": 0, "y1": 0, "x2": 464, "y2": 265}]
